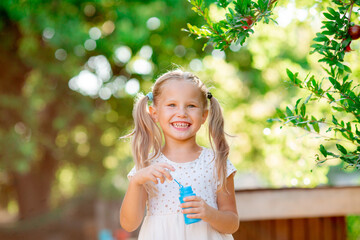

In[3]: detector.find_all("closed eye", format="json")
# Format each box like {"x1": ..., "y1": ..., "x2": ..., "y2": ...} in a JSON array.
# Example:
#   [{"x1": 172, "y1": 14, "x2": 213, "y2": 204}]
[
  {"x1": 168, "y1": 104, "x2": 176, "y2": 107},
  {"x1": 188, "y1": 104, "x2": 197, "y2": 108}
]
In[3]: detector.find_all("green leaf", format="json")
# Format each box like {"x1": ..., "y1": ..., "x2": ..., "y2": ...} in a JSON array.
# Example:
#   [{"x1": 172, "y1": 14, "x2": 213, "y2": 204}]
[
  {"x1": 356, "y1": 125, "x2": 360, "y2": 137},
  {"x1": 329, "y1": 77, "x2": 340, "y2": 89},
  {"x1": 332, "y1": 106, "x2": 345, "y2": 112},
  {"x1": 295, "y1": 98, "x2": 302, "y2": 113},
  {"x1": 346, "y1": 122, "x2": 352, "y2": 132},
  {"x1": 276, "y1": 108, "x2": 286, "y2": 119},
  {"x1": 342, "y1": 38, "x2": 351, "y2": 48},
  {"x1": 322, "y1": 30, "x2": 334, "y2": 35},
  {"x1": 300, "y1": 104, "x2": 306, "y2": 117},
  {"x1": 267, "y1": 118, "x2": 281, "y2": 123},
  {"x1": 286, "y1": 68, "x2": 294, "y2": 79},
  {"x1": 340, "y1": 121, "x2": 345, "y2": 127},
  {"x1": 313, "y1": 122, "x2": 320, "y2": 133},
  {"x1": 326, "y1": 93, "x2": 335, "y2": 102},
  {"x1": 323, "y1": 12, "x2": 335, "y2": 20},
  {"x1": 320, "y1": 144, "x2": 327, "y2": 157},
  {"x1": 343, "y1": 65, "x2": 352, "y2": 73},
  {"x1": 336, "y1": 144, "x2": 347, "y2": 154},
  {"x1": 311, "y1": 43, "x2": 324, "y2": 49},
  {"x1": 313, "y1": 35, "x2": 329, "y2": 42},
  {"x1": 327, "y1": 7, "x2": 337, "y2": 16},
  {"x1": 286, "y1": 106, "x2": 293, "y2": 116},
  {"x1": 336, "y1": 62, "x2": 344, "y2": 70}
]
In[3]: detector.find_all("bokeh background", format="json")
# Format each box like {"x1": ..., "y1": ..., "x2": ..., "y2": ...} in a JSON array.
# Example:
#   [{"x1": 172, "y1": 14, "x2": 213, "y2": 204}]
[{"x1": 0, "y1": 0, "x2": 359, "y2": 239}]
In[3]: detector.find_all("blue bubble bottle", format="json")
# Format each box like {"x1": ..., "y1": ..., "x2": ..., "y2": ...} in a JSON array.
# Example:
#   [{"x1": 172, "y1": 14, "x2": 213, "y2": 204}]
[{"x1": 174, "y1": 179, "x2": 201, "y2": 225}]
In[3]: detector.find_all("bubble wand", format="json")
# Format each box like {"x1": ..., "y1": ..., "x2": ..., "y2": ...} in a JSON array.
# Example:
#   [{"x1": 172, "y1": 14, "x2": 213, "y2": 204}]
[{"x1": 173, "y1": 178, "x2": 184, "y2": 188}]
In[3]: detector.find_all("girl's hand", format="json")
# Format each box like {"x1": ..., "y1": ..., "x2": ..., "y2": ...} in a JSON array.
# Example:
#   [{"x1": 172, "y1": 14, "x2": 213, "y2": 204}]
[
  {"x1": 180, "y1": 196, "x2": 214, "y2": 222},
  {"x1": 132, "y1": 163, "x2": 175, "y2": 186}
]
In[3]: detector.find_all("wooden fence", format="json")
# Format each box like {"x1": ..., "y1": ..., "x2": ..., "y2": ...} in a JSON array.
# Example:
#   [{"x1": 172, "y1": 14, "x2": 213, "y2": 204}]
[
  {"x1": 232, "y1": 186, "x2": 360, "y2": 240},
  {"x1": 233, "y1": 216, "x2": 346, "y2": 240}
]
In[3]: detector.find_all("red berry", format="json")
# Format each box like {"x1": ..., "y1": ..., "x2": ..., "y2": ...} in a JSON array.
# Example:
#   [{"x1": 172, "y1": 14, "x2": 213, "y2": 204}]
[
  {"x1": 348, "y1": 25, "x2": 360, "y2": 40},
  {"x1": 241, "y1": 17, "x2": 253, "y2": 30},
  {"x1": 344, "y1": 41, "x2": 352, "y2": 52}
]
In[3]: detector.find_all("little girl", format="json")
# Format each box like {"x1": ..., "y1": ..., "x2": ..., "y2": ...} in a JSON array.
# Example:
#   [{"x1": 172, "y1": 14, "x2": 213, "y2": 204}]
[{"x1": 120, "y1": 69, "x2": 239, "y2": 239}]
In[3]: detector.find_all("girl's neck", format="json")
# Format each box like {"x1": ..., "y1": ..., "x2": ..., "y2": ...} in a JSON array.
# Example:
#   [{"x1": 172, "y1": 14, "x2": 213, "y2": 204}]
[{"x1": 161, "y1": 141, "x2": 203, "y2": 163}]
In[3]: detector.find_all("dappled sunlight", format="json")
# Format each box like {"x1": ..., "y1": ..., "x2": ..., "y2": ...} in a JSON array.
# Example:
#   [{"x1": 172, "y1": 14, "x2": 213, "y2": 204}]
[
  {"x1": 42, "y1": 27, "x2": 55, "y2": 40},
  {"x1": 128, "y1": 58, "x2": 153, "y2": 75},
  {"x1": 124, "y1": 78, "x2": 140, "y2": 95},
  {"x1": 249, "y1": 100, "x2": 273, "y2": 119},
  {"x1": 139, "y1": 45, "x2": 153, "y2": 59},
  {"x1": 69, "y1": 55, "x2": 124, "y2": 98},
  {"x1": 84, "y1": 39, "x2": 96, "y2": 51},
  {"x1": 211, "y1": 49, "x2": 226, "y2": 59},
  {"x1": 55, "y1": 131, "x2": 68, "y2": 148},
  {"x1": 103, "y1": 156, "x2": 118, "y2": 169},
  {"x1": 276, "y1": 1, "x2": 309, "y2": 27},
  {"x1": 88, "y1": 55, "x2": 112, "y2": 82},
  {"x1": 189, "y1": 58, "x2": 203, "y2": 72},
  {"x1": 174, "y1": 44, "x2": 186, "y2": 57},
  {"x1": 69, "y1": 70, "x2": 101, "y2": 96},
  {"x1": 209, "y1": 3, "x2": 227, "y2": 22},
  {"x1": 102, "y1": 20, "x2": 115, "y2": 35},
  {"x1": 58, "y1": 167, "x2": 76, "y2": 197},
  {"x1": 89, "y1": 27, "x2": 101, "y2": 40},
  {"x1": 74, "y1": 130, "x2": 87, "y2": 144},
  {"x1": 55, "y1": 48, "x2": 67, "y2": 61},
  {"x1": 263, "y1": 127, "x2": 271, "y2": 135},
  {"x1": 101, "y1": 127, "x2": 120, "y2": 147},
  {"x1": 147, "y1": 17, "x2": 161, "y2": 30},
  {"x1": 115, "y1": 45, "x2": 132, "y2": 63}
]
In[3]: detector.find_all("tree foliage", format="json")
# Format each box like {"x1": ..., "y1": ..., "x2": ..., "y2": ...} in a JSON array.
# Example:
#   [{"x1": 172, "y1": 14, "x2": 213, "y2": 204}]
[
  {"x1": 186, "y1": 0, "x2": 360, "y2": 169},
  {"x1": 0, "y1": 0, "x2": 207, "y2": 225},
  {"x1": 185, "y1": 0, "x2": 277, "y2": 50},
  {"x1": 274, "y1": 1, "x2": 360, "y2": 169}
]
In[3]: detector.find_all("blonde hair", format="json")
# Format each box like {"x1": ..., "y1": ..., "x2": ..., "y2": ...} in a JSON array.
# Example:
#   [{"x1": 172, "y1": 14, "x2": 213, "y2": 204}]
[{"x1": 125, "y1": 69, "x2": 230, "y2": 192}]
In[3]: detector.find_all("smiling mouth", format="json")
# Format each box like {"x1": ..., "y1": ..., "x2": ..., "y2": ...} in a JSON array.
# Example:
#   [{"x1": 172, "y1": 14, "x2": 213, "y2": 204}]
[{"x1": 172, "y1": 122, "x2": 190, "y2": 128}]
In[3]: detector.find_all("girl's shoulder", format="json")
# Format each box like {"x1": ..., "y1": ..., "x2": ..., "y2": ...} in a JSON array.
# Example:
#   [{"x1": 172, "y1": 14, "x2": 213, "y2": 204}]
[{"x1": 199, "y1": 146, "x2": 215, "y2": 163}]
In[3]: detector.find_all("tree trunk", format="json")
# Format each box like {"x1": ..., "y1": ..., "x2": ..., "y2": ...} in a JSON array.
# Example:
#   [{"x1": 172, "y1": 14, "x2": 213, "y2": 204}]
[
  {"x1": 0, "y1": 10, "x2": 58, "y2": 221},
  {"x1": 12, "y1": 149, "x2": 58, "y2": 220}
]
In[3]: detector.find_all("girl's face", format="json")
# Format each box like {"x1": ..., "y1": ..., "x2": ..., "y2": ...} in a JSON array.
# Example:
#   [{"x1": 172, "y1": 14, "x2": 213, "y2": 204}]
[{"x1": 150, "y1": 80, "x2": 208, "y2": 144}]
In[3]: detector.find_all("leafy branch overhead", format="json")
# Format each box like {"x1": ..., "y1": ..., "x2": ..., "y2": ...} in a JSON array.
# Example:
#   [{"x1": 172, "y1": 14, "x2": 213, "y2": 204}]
[
  {"x1": 184, "y1": 0, "x2": 277, "y2": 50},
  {"x1": 187, "y1": 0, "x2": 360, "y2": 169},
  {"x1": 272, "y1": 0, "x2": 360, "y2": 169}
]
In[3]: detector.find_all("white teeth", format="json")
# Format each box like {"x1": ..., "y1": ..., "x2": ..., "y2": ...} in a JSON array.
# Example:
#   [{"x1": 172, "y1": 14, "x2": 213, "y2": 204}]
[{"x1": 173, "y1": 123, "x2": 190, "y2": 128}]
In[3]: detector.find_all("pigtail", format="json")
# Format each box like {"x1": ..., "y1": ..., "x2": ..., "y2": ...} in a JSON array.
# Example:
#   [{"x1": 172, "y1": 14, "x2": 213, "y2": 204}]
[
  {"x1": 124, "y1": 93, "x2": 162, "y2": 173},
  {"x1": 208, "y1": 96, "x2": 230, "y2": 192}
]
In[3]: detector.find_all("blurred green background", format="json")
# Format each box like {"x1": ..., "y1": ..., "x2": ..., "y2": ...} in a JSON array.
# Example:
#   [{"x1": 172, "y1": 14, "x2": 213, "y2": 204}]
[{"x1": 0, "y1": 0, "x2": 359, "y2": 239}]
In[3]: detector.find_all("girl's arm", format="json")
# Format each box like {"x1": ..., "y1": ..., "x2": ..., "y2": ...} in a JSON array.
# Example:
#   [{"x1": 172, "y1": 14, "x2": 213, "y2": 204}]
[
  {"x1": 119, "y1": 178, "x2": 147, "y2": 232},
  {"x1": 119, "y1": 163, "x2": 175, "y2": 232},
  {"x1": 181, "y1": 173, "x2": 239, "y2": 234}
]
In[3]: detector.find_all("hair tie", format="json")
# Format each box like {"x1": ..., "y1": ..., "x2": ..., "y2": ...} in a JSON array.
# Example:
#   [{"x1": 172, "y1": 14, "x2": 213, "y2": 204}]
[
  {"x1": 207, "y1": 92, "x2": 212, "y2": 100},
  {"x1": 146, "y1": 92, "x2": 153, "y2": 101}
]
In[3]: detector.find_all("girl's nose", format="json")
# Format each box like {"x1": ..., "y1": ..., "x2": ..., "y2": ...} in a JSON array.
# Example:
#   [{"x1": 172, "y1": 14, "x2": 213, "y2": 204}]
[{"x1": 177, "y1": 107, "x2": 187, "y2": 117}]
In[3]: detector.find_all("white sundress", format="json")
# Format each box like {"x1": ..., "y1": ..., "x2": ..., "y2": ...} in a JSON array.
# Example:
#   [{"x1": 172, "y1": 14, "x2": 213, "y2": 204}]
[{"x1": 127, "y1": 147, "x2": 237, "y2": 240}]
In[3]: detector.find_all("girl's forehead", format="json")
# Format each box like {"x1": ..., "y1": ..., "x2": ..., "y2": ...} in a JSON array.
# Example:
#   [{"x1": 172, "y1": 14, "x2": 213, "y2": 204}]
[{"x1": 158, "y1": 80, "x2": 203, "y2": 97}]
